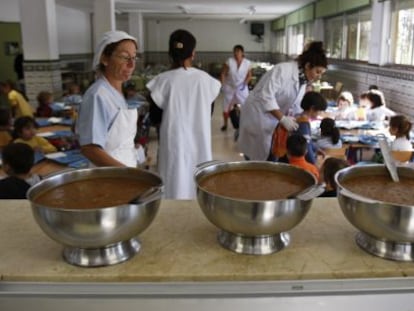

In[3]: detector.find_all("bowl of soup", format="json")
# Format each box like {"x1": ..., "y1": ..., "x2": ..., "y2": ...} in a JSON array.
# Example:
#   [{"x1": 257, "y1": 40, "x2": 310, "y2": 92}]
[
  {"x1": 194, "y1": 161, "x2": 320, "y2": 255},
  {"x1": 27, "y1": 167, "x2": 163, "y2": 267},
  {"x1": 335, "y1": 164, "x2": 414, "y2": 261}
]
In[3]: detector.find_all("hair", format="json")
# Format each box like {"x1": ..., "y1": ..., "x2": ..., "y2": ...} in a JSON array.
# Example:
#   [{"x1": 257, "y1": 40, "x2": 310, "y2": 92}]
[
  {"x1": 12, "y1": 116, "x2": 38, "y2": 139},
  {"x1": 2, "y1": 142, "x2": 34, "y2": 174},
  {"x1": 320, "y1": 118, "x2": 340, "y2": 145},
  {"x1": 337, "y1": 91, "x2": 354, "y2": 105},
  {"x1": 389, "y1": 115, "x2": 412, "y2": 139},
  {"x1": 365, "y1": 91, "x2": 383, "y2": 109},
  {"x1": 169, "y1": 29, "x2": 196, "y2": 69},
  {"x1": 296, "y1": 41, "x2": 328, "y2": 69},
  {"x1": 233, "y1": 44, "x2": 244, "y2": 53},
  {"x1": 98, "y1": 39, "x2": 137, "y2": 73},
  {"x1": 368, "y1": 84, "x2": 378, "y2": 90},
  {"x1": 287, "y1": 134, "x2": 307, "y2": 157},
  {"x1": 320, "y1": 158, "x2": 349, "y2": 190},
  {"x1": 0, "y1": 108, "x2": 11, "y2": 127},
  {"x1": 37, "y1": 91, "x2": 53, "y2": 106},
  {"x1": 300, "y1": 91, "x2": 327, "y2": 112}
]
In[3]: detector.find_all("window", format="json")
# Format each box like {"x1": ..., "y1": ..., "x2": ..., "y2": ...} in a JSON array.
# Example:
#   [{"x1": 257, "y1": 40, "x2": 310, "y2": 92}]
[
  {"x1": 274, "y1": 30, "x2": 286, "y2": 54},
  {"x1": 324, "y1": 7, "x2": 371, "y2": 61},
  {"x1": 324, "y1": 16, "x2": 344, "y2": 58},
  {"x1": 287, "y1": 22, "x2": 314, "y2": 56},
  {"x1": 391, "y1": 0, "x2": 414, "y2": 65},
  {"x1": 346, "y1": 9, "x2": 371, "y2": 61}
]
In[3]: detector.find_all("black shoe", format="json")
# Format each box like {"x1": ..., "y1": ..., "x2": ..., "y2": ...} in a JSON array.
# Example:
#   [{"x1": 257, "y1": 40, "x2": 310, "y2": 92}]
[{"x1": 221, "y1": 125, "x2": 227, "y2": 131}]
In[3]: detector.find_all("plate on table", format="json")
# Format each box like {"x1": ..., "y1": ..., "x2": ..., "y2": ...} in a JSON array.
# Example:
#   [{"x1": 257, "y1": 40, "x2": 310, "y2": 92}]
[
  {"x1": 45, "y1": 150, "x2": 88, "y2": 165},
  {"x1": 341, "y1": 135, "x2": 360, "y2": 143},
  {"x1": 358, "y1": 135, "x2": 378, "y2": 145}
]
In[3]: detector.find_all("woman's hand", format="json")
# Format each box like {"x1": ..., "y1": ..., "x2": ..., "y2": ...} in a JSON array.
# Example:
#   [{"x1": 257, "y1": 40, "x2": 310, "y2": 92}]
[{"x1": 280, "y1": 116, "x2": 299, "y2": 131}]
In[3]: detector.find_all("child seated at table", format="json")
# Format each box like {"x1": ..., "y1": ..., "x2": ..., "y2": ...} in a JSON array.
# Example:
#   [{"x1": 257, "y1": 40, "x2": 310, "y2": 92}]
[
  {"x1": 36, "y1": 91, "x2": 53, "y2": 117},
  {"x1": 0, "y1": 143, "x2": 41, "y2": 199},
  {"x1": 319, "y1": 157, "x2": 349, "y2": 197},
  {"x1": 334, "y1": 91, "x2": 356, "y2": 120},
  {"x1": 286, "y1": 134, "x2": 319, "y2": 179},
  {"x1": 13, "y1": 116, "x2": 57, "y2": 154},
  {"x1": 0, "y1": 108, "x2": 12, "y2": 149},
  {"x1": 364, "y1": 91, "x2": 395, "y2": 124},
  {"x1": 389, "y1": 115, "x2": 412, "y2": 151},
  {"x1": 316, "y1": 118, "x2": 342, "y2": 150},
  {"x1": 63, "y1": 83, "x2": 83, "y2": 106}
]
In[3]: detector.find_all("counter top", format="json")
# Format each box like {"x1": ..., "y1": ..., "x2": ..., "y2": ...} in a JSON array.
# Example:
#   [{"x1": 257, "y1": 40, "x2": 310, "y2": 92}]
[{"x1": 1, "y1": 198, "x2": 413, "y2": 282}]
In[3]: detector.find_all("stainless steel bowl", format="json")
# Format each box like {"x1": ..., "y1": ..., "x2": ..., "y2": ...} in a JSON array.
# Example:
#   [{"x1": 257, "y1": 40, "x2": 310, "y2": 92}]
[
  {"x1": 27, "y1": 167, "x2": 163, "y2": 267},
  {"x1": 336, "y1": 164, "x2": 414, "y2": 261},
  {"x1": 194, "y1": 161, "x2": 320, "y2": 255}
]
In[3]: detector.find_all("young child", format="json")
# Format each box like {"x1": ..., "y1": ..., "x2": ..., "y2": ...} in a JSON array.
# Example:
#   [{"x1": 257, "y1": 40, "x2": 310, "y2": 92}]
[
  {"x1": 335, "y1": 91, "x2": 355, "y2": 120},
  {"x1": 63, "y1": 83, "x2": 83, "y2": 105},
  {"x1": 316, "y1": 118, "x2": 342, "y2": 150},
  {"x1": 319, "y1": 157, "x2": 349, "y2": 197},
  {"x1": 0, "y1": 80, "x2": 33, "y2": 118},
  {"x1": 286, "y1": 134, "x2": 320, "y2": 179},
  {"x1": 0, "y1": 108, "x2": 12, "y2": 149},
  {"x1": 365, "y1": 91, "x2": 395, "y2": 123},
  {"x1": 13, "y1": 116, "x2": 57, "y2": 154},
  {"x1": 0, "y1": 143, "x2": 41, "y2": 199},
  {"x1": 272, "y1": 91, "x2": 327, "y2": 164},
  {"x1": 36, "y1": 91, "x2": 53, "y2": 117},
  {"x1": 389, "y1": 115, "x2": 412, "y2": 151}
]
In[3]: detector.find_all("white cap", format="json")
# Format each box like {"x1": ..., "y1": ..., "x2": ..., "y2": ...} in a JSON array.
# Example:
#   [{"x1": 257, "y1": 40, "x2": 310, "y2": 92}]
[{"x1": 92, "y1": 30, "x2": 137, "y2": 71}]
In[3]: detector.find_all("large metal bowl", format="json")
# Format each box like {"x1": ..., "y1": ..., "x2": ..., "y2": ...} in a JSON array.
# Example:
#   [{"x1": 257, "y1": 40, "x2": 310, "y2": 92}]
[
  {"x1": 27, "y1": 167, "x2": 163, "y2": 267},
  {"x1": 336, "y1": 164, "x2": 414, "y2": 261},
  {"x1": 194, "y1": 161, "x2": 320, "y2": 255}
]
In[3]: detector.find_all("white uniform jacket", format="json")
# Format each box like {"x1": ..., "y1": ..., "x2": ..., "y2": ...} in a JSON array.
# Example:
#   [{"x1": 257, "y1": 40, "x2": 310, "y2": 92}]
[
  {"x1": 146, "y1": 67, "x2": 221, "y2": 199},
  {"x1": 238, "y1": 61, "x2": 306, "y2": 160},
  {"x1": 222, "y1": 57, "x2": 251, "y2": 112}
]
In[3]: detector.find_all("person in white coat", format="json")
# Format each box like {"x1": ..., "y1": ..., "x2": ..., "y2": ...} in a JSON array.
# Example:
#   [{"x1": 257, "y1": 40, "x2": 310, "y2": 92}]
[
  {"x1": 238, "y1": 41, "x2": 328, "y2": 160},
  {"x1": 146, "y1": 29, "x2": 221, "y2": 199},
  {"x1": 77, "y1": 30, "x2": 139, "y2": 167},
  {"x1": 220, "y1": 45, "x2": 252, "y2": 131}
]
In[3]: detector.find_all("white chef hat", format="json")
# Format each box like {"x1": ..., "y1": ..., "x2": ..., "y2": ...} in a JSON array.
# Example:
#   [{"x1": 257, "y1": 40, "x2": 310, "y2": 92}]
[{"x1": 92, "y1": 30, "x2": 138, "y2": 71}]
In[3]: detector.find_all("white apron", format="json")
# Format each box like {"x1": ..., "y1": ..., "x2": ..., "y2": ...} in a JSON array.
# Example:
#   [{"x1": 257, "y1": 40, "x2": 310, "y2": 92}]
[
  {"x1": 104, "y1": 107, "x2": 138, "y2": 167},
  {"x1": 222, "y1": 58, "x2": 250, "y2": 112},
  {"x1": 238, "y1": 64, "x2": 306, "y2": 161}
]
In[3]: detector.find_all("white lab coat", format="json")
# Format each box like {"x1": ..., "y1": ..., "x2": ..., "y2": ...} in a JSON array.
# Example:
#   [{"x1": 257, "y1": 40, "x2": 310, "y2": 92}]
[
  {"x1": 222, "y1": 57, "x2": 251, "y2": 112},
  {"x1": 146, "y1": 67, "x2": 221, "y2": 199},
  {"x1": 238, "y1": 61, "x2": 306, "y2": 160}
]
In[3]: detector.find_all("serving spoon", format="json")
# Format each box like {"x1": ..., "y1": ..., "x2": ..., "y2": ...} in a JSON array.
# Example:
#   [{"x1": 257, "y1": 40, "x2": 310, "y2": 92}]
[{"x1": 377, "y1": 134, "x2": 399, "y2": 182}]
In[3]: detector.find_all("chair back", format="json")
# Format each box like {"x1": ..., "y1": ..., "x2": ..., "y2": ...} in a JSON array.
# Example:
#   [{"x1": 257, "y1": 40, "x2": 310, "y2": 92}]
[
  {"x1": 324, "y1": 147, "x2": 348, "y2": 160},
  {"x1": 391, "y1": 150, "x2": 412, "y2": 163}
]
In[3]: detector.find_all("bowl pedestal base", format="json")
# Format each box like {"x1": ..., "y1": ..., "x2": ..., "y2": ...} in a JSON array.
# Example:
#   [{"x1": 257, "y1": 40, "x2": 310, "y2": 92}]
[
  {"x1": 217, "y1": 230, "x2": 290, "y2": 255},
  {"x1": 62, "y1": 237, "x2": 141, "y2": 267},
  {"x1": 356, "y1": 232, "x2": 414, "y2": 262}
]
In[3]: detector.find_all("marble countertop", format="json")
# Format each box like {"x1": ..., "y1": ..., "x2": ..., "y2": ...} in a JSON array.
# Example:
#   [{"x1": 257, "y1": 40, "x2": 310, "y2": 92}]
[{"x1": 1, "y1": 198, "x2": 413, "y2": 282}]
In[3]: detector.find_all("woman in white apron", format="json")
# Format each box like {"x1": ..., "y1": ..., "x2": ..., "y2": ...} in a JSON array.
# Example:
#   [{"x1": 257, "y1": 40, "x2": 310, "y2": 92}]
[
  {"x1": 220, "y1": 45, "x2": 252, "y2": 131},
  {"x1": 238, "y1": 41, "x2": 328, "y2": 160},
  {"x1": 76, "y1": 30, "x2": 139, "y2": 167},
  {"x1": 146, "y1": 30, "x2": 221, "y2": 199}
]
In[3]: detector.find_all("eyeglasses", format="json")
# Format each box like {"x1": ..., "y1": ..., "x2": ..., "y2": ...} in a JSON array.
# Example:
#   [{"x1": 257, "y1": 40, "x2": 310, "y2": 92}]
[{"x1": 113, "y1": 54, "x2": 140, "y2": 63}]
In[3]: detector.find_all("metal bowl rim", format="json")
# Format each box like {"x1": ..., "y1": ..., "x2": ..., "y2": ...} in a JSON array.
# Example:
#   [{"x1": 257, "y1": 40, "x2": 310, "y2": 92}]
[
  {"x1": 195, "y1": 160, "x2": 317, "y2": 203},
  {"x1": 28, "y1": 166, "x2": 164, "y2": 212}
]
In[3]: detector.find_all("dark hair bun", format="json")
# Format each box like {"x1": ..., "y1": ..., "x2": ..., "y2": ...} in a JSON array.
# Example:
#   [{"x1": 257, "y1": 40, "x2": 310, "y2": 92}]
[{"x1": 306, "y1": 41, "x2": 324, "y2": 53}]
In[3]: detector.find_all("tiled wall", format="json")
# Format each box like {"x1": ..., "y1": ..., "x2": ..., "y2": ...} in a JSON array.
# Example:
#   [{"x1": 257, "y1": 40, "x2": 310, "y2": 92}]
[
  {"x1": 323, "y1": 60, "x2": 414, "y2": 119},
  {"x1": 24, "y1": 60, "x2": 62, "y2": 107}
]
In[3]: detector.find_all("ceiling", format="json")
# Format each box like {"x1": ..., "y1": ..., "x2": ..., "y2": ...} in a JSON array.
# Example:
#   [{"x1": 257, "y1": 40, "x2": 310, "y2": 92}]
[{"x1": 56, "y1": 0, "x2": 315, "y2": 21}]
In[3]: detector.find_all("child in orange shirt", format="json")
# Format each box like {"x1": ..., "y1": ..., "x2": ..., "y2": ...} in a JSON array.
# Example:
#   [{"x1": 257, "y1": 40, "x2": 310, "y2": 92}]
[{"x1": 286, "y1": 134, "x2": 319, "y2": 179}]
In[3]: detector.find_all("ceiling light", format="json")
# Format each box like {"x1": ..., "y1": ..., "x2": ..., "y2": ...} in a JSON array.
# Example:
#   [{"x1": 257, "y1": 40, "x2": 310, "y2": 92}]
[
  {"x1": 248, "y1": 6, "x2": 256, "y2": 15},
  {"x1": 178, "y1": 5, "x2": 188, "y2": 14}
]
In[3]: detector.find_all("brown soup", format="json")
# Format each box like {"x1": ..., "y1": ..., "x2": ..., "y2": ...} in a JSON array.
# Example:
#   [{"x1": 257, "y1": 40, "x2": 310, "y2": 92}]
[
  {"x1": 199, "y1": 169, "x2": 310, "y2": 200},
  {"x1": 341, "y1": 175, "x2": 414, "y2": 206},
  {"x1": 33, "y1": 177, "x2": 153, "y2": 209}
]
